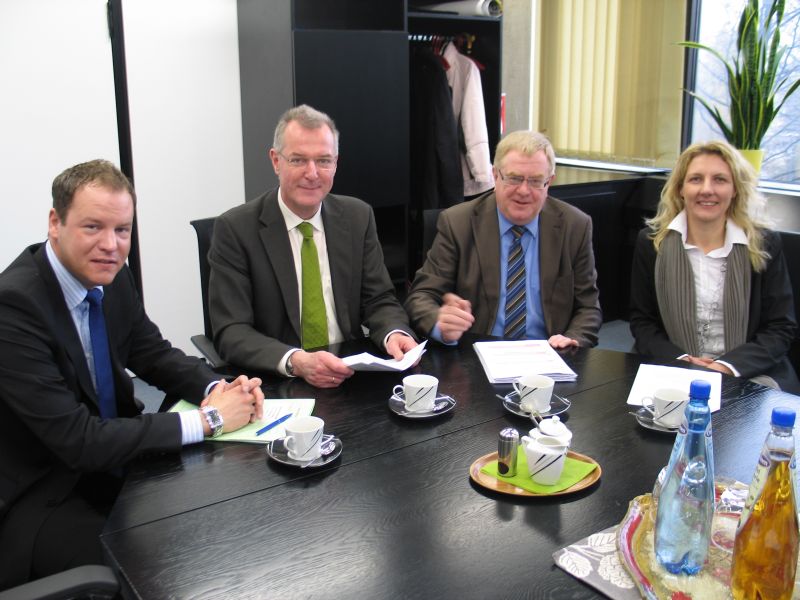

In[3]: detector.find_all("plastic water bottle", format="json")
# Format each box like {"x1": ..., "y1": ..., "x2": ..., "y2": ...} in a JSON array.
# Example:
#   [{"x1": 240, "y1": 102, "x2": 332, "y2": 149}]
[
  {"x1": 731, "y1": 407, "x2": 799, "y2": 600},
  {"x1": 654, "y1": 379, "x2": 714, "y2": 575}
]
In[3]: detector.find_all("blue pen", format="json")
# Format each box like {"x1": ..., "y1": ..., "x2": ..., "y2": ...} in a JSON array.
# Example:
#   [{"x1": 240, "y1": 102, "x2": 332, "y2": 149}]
[{"x1": 256, "y1": 413, "x2": 292, "y2": 436}]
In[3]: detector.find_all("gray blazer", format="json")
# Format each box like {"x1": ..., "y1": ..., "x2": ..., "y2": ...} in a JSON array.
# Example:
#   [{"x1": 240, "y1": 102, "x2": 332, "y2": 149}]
[
  {"x1": 404, "y1": 192, "x2": 602, "y2": 346},
  {"x1": 208, "y1": 189, "x2": 414, "y2": 372}
]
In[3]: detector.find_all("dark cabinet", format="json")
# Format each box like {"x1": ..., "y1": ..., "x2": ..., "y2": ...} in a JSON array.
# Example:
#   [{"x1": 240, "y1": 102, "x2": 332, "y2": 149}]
[{"x1": 237, "y1": 0, "x2": 502, "y2": 287}]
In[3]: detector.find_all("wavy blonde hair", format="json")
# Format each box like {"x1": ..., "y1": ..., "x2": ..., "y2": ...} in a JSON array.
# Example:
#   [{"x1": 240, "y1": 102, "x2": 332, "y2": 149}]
[{"x1": 646, "y1": 140, "x2": 769, "y2": 271}]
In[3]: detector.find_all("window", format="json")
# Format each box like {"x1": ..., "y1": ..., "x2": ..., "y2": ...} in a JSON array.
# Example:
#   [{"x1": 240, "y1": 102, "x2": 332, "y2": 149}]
[{"x1": 689, "y1": 0, "x2": 800, "y2": 186}]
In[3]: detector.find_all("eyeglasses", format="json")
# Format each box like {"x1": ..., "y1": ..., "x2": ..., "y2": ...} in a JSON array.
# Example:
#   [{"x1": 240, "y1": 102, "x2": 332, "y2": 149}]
[
  {"x1": 497, "y1": 170, "x2": 550, "y2": 189},
  {"x1": 278, "y1": 152, "x2": 337, "y2": 170}
]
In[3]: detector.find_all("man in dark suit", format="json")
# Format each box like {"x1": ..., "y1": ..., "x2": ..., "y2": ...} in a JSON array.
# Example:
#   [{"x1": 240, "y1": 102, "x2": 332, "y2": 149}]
[
  {"x1": 404, "y1": 130, "x2": 601, "y2": 347},
  {"x1": 209, "y1": 105, "x2": 417, "y2": 388},
  {"x1": 0, "y1": 160, "x2": 264, "y2": 589}
]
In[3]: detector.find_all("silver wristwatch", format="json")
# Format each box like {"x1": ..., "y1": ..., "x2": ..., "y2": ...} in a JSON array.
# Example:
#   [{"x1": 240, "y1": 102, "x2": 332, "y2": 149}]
[
  {"x1": 201, "y1": 406, "x2": 224, "y2": 438},
  {"x1": 286, "y1": 351, "x2": 298, "y2": 377}
]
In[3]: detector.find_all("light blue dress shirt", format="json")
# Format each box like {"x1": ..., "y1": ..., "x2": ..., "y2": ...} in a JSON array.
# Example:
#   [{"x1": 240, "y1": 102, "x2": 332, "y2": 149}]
[
  {"x1": 490, "y1": 210, "x2": 547, "y2": 340},
  {"x1": 45, "y1": 241, "x2": 206, "y2": 444}
]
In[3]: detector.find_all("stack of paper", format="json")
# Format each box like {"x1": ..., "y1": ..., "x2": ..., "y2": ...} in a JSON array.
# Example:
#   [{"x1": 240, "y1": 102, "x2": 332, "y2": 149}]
[
  {"x1": 169, "y1": 397, "x2": 316, "y2": 443},
  {"x1": 473, "y1": 340, "x2": 578, "y2": 383}
]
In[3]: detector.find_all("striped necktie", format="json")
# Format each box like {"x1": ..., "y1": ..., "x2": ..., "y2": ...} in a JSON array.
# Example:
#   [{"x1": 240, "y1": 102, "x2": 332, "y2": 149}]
[
  {"x1": 503, "y1": 225, "x2": 527, "y2": 339},
  {"x1": 86, "y1": 288, "x2": 117, "y2": 419},
  {"x1": 297, "y1": 222, "x2": 329, "y2": 349}
]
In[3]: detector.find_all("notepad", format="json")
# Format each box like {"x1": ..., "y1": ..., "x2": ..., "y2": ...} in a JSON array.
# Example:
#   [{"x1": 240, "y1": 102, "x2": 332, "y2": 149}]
[
  {"x1": 473, "y1": 340, "x2": 578, "y2": 383},
  {"x1": 169, "y1": 398, "x2": 315, "y2": 443},
  {"x1": 626, "y1": 364, "x2": 722, "y2": 412}
]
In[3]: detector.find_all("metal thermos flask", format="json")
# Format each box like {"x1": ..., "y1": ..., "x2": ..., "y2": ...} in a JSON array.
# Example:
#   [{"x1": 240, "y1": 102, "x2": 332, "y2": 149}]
[{"x1": 497, "y1": 427, "x2": 519, "y2": 477}]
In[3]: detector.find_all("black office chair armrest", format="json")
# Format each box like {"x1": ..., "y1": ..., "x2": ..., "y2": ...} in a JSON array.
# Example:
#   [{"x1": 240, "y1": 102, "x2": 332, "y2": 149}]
[
  {"x1": 0, "y1": 565, "x2": 118, "y2": 600},
  {"x1": 191, "y1": 334, "x2": 227, "y2": 369}
]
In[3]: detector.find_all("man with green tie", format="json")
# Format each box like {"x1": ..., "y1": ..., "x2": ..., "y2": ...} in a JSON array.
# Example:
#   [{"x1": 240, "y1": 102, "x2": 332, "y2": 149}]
[{"x1": 209, "y1": 105, "x2": 417, "y2": 388}]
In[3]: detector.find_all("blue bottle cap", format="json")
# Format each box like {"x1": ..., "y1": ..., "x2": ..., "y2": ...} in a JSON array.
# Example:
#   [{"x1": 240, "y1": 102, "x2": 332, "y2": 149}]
[
  {"x1": 772, "y1": 407, "x2": 796, "y2": 428},
  {"x1": 689, "y1": 379, "x2": 711, "y2": 401}
]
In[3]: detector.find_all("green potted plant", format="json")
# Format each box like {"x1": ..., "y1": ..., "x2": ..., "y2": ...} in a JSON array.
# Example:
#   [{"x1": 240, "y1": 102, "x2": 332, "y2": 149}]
[{"x1": 680, "y1": 0, "x2": 800, "y2": 173}]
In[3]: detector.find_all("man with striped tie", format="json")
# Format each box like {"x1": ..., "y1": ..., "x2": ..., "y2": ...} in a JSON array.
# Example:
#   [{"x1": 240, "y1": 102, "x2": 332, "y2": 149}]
[{"x1": 404, "y1": 130, "x2": 601, "y2": 348}]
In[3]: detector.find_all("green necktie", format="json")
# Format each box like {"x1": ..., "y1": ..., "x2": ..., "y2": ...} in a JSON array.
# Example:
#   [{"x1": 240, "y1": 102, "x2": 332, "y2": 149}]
[{"x1": 297, "y1": 222, "x2": 328, "y2": 349}]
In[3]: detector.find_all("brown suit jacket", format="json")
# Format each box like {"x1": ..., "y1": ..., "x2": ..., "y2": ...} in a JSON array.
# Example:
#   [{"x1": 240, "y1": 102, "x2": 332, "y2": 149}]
[{"x1": 404, "y1": 192, "x2": 601, "y2": 346}]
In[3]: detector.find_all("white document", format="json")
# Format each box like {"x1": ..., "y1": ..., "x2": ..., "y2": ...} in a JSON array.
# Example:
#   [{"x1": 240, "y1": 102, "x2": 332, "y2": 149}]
[
  {"x1": 626, "y1": 364, "x2": 722, "y2": 412},
  {"x1": 342, "y1": 340, "x2": 427, "y2": 372},
  {"x1": 169, "y1": 398, "x2": 316, "y2": 443},
  {"x1": 472, "y1": 340, "x2": 578, "y2": 383}
]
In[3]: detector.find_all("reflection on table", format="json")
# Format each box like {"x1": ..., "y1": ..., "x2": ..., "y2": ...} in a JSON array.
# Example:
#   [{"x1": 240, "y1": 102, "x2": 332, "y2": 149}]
[{"x1": 101, "y1": 335, "x2": 795, "y2": 599}]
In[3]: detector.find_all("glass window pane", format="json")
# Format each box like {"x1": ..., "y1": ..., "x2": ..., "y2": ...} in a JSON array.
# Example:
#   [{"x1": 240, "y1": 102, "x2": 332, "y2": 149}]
[{"x1": 691, "y1": 0, "x2": 800, "y2": 185}]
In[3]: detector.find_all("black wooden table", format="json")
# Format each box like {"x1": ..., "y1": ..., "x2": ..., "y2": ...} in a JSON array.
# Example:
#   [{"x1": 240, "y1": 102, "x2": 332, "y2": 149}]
[{"x1": 101, "y1": 337, "x2": 800, "y2": 599}]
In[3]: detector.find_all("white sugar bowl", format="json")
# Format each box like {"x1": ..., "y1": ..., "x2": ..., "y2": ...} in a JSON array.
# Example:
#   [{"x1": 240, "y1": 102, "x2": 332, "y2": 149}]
[{"x1": 529, "y1": 415, "x2": 572, "y2": 448}]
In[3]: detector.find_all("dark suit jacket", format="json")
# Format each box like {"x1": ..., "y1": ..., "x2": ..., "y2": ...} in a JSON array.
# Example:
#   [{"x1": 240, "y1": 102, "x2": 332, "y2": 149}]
[
  {"x1": 208, "y1": 189, "x2": 414, "y2": 372},
  {"x1": 629, "y1": 228, "x2": 800, "y2": 392},
  {"x1": 0, "y1": 243, "x2": 217, "y2": 586},
  {"x1": 404, "y1": 192, "x2": 602, "y2": 346}
]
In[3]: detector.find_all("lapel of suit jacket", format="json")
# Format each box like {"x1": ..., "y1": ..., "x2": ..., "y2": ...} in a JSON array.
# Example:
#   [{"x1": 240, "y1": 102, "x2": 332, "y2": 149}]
[
  {"x1": 537, "y1": 197, "x2": 564, "y2": 334},
  {"x1": 471, "y1": 194, "x2": 502, "y2": 333},
  {"x1": 32, "y1": 246, "x2": 100, "y2": 410},
  {"x1": 321, "y1": 196, "x2": 353, "y2": 335},
  {"x1": 258, "y1": 192, "x2": 302, "y2": 341}
]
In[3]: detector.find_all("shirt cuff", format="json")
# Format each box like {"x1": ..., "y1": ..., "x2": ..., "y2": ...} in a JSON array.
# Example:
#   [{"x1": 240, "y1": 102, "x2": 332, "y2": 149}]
[
  {"x1": 180, "y1": 409, "x2": 206, "y2": 445},
  {"x1": 382, "y1": 329, "x2": 412, "y2": 350},
  {"x1": 204, "y1": 379, "x2": 222, "y2": 397},
  {"x1": 714, "y1": 360, "x2": 740, "y2": 377},
  {"x1": 430, "y1": 323, "x2": 458, "y2": 346},
  {"x1": 279, "y1": 348, "x2": 300, "y2": 377}
]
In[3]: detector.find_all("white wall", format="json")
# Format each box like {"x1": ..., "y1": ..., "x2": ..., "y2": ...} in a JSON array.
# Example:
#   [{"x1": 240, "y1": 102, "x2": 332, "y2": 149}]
[
  {"x1": 122, "y1": 0, "x2": 245, "y2": 355},
  {"x1": 0, "y1": 0, "x2": 120, "y2": 270}
]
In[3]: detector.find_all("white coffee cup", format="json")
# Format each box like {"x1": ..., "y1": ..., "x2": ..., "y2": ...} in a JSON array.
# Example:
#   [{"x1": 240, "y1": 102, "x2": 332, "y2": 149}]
[
  {"x1": 393, "y1": 374, "x2": 438, "y2": 412},
  {"x1": 521, "y1": 434, "x2": 569, "y2": 486},
  {"x1": 513, "y1": 374, "x2": 555, "y2": 414},
  {"x1": 284, "y1": 416, "x2": 325, "y2": 461},
  {"x1": 641, "y1": 388, "x2": 689, "y2": 429}
]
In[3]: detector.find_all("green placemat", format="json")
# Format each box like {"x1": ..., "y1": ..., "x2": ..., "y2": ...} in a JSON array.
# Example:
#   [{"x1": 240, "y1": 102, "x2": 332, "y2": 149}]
[{"x1": 481, "y1": 446, "x2": 597, "y2": 494}]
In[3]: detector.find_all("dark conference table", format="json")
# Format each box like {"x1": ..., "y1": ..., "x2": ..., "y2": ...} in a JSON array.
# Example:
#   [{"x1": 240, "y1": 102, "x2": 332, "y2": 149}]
[{"x1": 101, "y1": 336, "x2": 800, "y2": 599}]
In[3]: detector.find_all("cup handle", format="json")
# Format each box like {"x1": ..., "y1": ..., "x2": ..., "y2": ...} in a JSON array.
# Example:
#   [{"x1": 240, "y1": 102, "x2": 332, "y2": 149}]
[
  {"x1": 284, "y1": 435, "x2": 296, "y2": 453},
  {"x1": 640, "y1": 397, "x2": 656, "y2": 416},
  {"x1": 392, "y1": 385, "x2": 404, "y2": 400}
]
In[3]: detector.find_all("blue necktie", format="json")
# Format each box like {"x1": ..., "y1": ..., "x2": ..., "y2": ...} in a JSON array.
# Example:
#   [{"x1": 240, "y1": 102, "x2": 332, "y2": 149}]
[
  {"x1": 504, "y1": 226, "x2": 527, "y2": 339},
  {"x1": 86, "y1": 288, "x2": 117, "y2": 419}
]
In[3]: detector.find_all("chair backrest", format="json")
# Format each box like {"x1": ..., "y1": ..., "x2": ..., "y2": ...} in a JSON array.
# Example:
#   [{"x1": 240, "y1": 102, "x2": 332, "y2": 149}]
[
  {"x1": 422, "y1": 208, "x2": 443, "y2": 262},
  {"x1": 190, "y1": 217, "x2": 217, "y2": 339}
]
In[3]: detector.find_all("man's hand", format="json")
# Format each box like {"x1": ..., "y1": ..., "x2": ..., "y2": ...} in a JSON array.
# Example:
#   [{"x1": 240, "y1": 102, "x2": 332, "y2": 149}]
[
  {"x1": 437, "y1": 293, "x2": 474, "y2": 343},
  {"x1": 291, "y1": 350, "x2": 354, "y2": 388},
  {"x1": 203, "y1": 375, "x2": 264, "y2": 433},
  {"x1": 548, "y1": 334, "x2": 579, "y2": 349},
  {"x1": 386, "y1": 332, "x2": 418, "y2": 361}
]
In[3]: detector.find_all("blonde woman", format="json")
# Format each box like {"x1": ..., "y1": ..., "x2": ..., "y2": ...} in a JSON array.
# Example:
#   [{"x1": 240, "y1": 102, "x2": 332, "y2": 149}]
[{"x1": 629, "y1": 140, "x2": 799, "y2": 392}]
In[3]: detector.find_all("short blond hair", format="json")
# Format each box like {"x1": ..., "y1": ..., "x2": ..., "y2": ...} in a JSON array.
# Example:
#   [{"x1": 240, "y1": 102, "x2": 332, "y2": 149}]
[{"x1": 493, "y1": 130, "x2": 556, "y2": 176}]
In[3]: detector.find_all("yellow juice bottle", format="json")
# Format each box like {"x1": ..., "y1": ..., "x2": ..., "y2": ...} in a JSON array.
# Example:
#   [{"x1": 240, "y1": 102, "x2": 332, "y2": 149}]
[{"x1": 731, "y1": 407, "x2": 799, "y2": 600}]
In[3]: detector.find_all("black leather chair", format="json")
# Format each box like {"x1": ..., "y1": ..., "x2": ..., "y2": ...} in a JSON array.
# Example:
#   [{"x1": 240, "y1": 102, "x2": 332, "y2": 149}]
[
  {"x1": 190, "y1": 218, "x2": 226, "y2": 368},
  {"x1": 779, "y1": 230, "x2": 800, "y2": 376},
  {"x1": 0, "y1": 565, "x2": 118, "y2": 600}
]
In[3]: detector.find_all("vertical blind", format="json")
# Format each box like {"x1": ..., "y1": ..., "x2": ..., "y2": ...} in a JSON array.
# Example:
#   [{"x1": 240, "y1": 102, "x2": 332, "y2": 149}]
[{"x1": 536, "y1": 0, "x2": 686, "y2": 168}]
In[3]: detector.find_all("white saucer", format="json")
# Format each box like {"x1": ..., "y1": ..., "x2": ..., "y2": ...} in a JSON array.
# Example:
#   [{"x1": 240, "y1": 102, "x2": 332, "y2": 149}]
[
  {"x1": 501, "y1": 390, "x2": 571, "y2": 419},
  {"x1": 632, "y1": 407, "x2": 678, "y2": 434},
  {"x1": 389, "y1": 391, "x2": 456, "y2": 419},
  {"x1": 266, "y1": 434, "x2": 343, "y2": 467}
]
